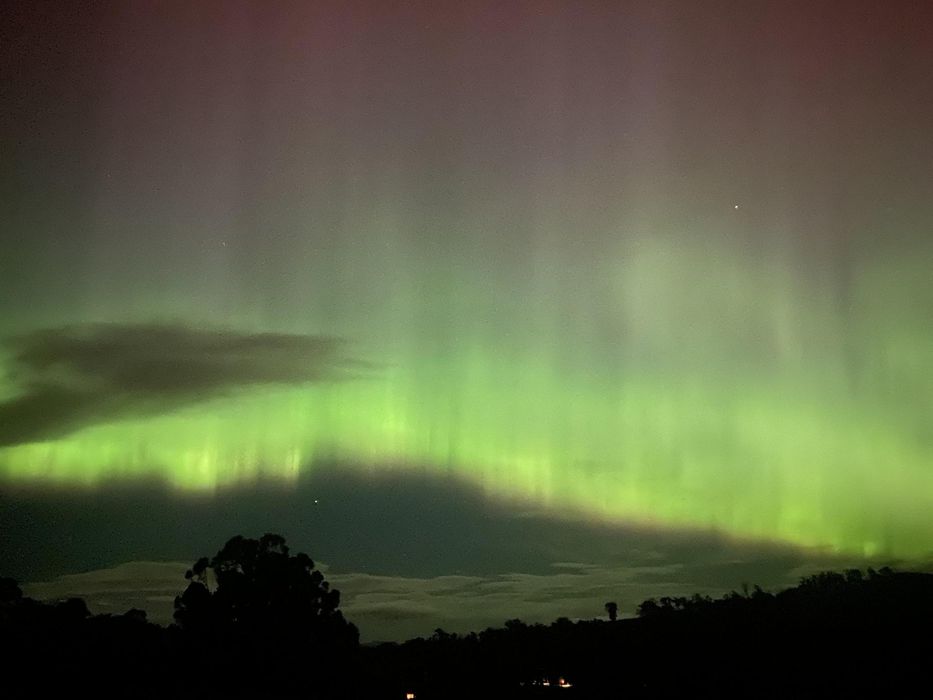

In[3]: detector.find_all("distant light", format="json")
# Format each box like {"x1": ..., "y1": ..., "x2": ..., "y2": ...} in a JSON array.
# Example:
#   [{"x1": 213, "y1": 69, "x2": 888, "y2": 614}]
[
  {"x1": 314, "y1": 499, "x2": 319, "y2": 504},
  {"x1": 559, "y1": 677, "x2": 573, "y2": 688},
  {"x1": 733, "y1": 204, "x2": 740, "y2": 210},
  {"x1": 406, "y1": 693, "x2": 415, "y2": 699}
]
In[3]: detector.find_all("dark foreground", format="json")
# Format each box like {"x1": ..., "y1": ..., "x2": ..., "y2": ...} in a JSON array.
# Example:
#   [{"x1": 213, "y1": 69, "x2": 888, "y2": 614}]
[{"x1": 2, "y1": 567, "x2": 932, "y2": 698}]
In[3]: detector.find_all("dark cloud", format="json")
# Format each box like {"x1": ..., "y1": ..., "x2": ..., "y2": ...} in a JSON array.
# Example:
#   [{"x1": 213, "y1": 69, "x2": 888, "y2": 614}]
[
  {"x1": 6, "y1": 464, "x2": 905, "y2": 640},
  {"x1": 1, "y1": 464, "x2": 874, "y2": 583},
  {"x1": 0, "y1": 323, "x2": 360, "y2": 446}
]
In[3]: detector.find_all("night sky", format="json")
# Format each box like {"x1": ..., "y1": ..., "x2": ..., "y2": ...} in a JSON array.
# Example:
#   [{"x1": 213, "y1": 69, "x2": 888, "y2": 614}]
[{"x1": 2, "y1": 1, "x2": 932, "y2": 640}]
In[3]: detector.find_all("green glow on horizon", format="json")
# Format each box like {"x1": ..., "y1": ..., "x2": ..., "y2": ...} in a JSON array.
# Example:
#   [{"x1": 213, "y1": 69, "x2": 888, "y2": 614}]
[{"x1": 1, "y1": 234, "x2": 932, "y2": 560}]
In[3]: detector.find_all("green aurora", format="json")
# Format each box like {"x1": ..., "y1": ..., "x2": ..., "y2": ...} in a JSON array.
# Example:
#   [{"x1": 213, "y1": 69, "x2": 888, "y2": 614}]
[
  {"x1": 2, "y1": 2, "x2": 932, "y2": 570},
  {"x1": 2, "y1": 233, "x2": 932, "y2": 559}
]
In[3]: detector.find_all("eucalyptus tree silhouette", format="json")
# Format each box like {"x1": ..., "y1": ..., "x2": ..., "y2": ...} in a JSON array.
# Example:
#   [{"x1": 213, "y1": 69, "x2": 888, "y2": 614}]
[{"x1": 174, "y1": 533, "x2": 358, "y2": 668}]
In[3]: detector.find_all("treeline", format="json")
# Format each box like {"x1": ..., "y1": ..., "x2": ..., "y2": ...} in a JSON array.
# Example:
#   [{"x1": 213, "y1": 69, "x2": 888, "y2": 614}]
[
  {"x1": 367, "y1": 566, "x2": 933, "y2": 698},
  {"x1": 2, "y1": 538, "x2": 932, "y2": 698},
  {"x1": 367, "y1": 569, "x2": 933, "y2": 698}
]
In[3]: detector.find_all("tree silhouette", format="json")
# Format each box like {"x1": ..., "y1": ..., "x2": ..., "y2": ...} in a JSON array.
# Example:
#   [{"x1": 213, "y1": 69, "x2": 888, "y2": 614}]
[
  {"x1": 605, "y1": 601, "x2": 618, "y2": 621},
  {"x1": 174, "y1": 533, "x2": 358, "y2": 652},
  {"x1": 0, "y1": 577, "x2": 23, "y2": 604}
]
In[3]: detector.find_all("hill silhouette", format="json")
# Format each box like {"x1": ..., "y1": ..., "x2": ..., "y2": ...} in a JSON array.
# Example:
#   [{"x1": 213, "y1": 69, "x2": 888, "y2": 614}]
[{"x1": 3, "y1": 535, "x2": 932, "y2": 698}]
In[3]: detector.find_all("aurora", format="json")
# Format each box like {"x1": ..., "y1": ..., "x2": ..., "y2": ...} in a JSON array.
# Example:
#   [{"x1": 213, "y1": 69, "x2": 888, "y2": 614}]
[
  {"x1": 2, "y1": 0, "x2": 932, "y2": 616},
  {"x1": 2, "y1": 232, "x2": 932, "y2": 558}
]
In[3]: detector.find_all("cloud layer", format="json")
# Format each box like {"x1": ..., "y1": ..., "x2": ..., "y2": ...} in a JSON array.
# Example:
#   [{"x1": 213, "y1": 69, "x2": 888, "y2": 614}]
[
  {"x1": 24, "y1": 554, "x2": 864, "y2": 643},
  {"x1": 0, "y1": 323, "x2": 355, "y2": 446}
]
